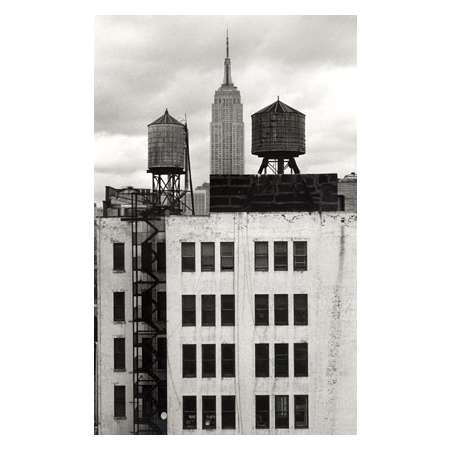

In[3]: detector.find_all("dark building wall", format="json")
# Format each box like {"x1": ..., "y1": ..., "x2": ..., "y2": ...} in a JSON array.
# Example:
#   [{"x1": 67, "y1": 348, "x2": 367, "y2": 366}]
[
  {"x1": 338, "y1": 180, "x2": 357, "y2": 213},
  {"x1": 210, "y1": 174, "x2": 338, "y2": 213}
]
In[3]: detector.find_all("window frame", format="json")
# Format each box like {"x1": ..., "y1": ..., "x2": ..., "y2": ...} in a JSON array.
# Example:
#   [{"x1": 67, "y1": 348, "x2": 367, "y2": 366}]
[
  {"x1": 201, "y1": 242, "x2": 215, "y2": 272},
  {"x1": 294, "y1": 395, "x2": 309, "y2": 429},
  {"x1": 293, "y1": 241, "x2": 308, "y2": 271},
  {"x1": 220, "y1": 242, "x2": 234, "y2": 272},
  {"x1": 202, "y1": 344, "x2": 216, "y2": 378},
  {"x1": 255, "y1": 395, "x2": 270, "y2": 429},
  {"x1": 274, "y1": 294, "x2": 289, "y2": 326},
  {"x1": 294, "y1": 342, "x2": 308, "y2": 377},
  {"x1": 274, "y1": 343, "x2": 289, "y2": 377},
  {"x1": 157, "y1": 241, "x2": 166, "y2": 272},
  {"x1": 113, "y1": 242, "x2": 125, "y2": 271},
  {"x1": 222, "y1": 395, "x2": 236, "y2": 430},
  {"x1": 183, "y1": 396, "x2": 197, "y2": 430},
  {"x1": 202, "y1": 396, "x2": 216, "y2": 430},
  {"x1": 254, "y1": 241, "x2": 268, "y2": 272},
  {"x1": 294, "y1": 294, "x2": 308, "y2": 326},
  {"x1": 113, "y1": 337, "x2": 125, "y2": 371},
  {"x1": 274, "y1": 241, "x2": 288, "y2": 271},
  {"x1": 114, "y1": 385, "x2": 126, "y2": 418},
  {"x1": 255, "y1": 343, "x2": 269, "y2": 377},
  {"x1": 113, "y1": 291, "x2": 125, "y2": 322},
  {"x1": 181, "y1": 242, "x2": 195, "y2": 272},
  {"x1": 201, "y1": 295, "x2": 215, "y2": 326},
  {"x1": 182, "y1": 344, "x2": 197, "y2": 378},
  {"x1": 275, "y1": 395, "x2": 289, "y2": 429},
  {"x1": 255, "y1": 294, "x2": 269, "y2": 326},
  {"x1": 182, "y1": 295, "x2": 196, "y2": 327},
  {"x1": 221, "y1": 295, "x2": 235, "y2": 326},
  {"x1": 221, "y1": 344, "x2": 235, "y2": 378}
]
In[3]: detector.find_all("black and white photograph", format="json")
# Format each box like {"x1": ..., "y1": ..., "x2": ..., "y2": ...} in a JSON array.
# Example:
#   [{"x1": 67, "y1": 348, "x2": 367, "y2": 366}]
[{"x1": 94, "y1": 15, "x2": 357, "y2": 435}]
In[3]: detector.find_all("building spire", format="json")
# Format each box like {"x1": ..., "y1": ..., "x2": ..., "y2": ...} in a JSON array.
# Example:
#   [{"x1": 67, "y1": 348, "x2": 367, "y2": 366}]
[{"x1": 223, "y1": 30, "x2": 233, "y2": 86}]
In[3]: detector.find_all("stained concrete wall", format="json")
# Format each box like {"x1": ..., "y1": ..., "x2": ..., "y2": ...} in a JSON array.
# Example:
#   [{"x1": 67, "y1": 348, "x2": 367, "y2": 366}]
[
  {"x1": 96, "y1": 218, "x2": 134, "y2": 435},
  {"x1": 165, "y1": 212, "x2": 356, "y2": 434}
]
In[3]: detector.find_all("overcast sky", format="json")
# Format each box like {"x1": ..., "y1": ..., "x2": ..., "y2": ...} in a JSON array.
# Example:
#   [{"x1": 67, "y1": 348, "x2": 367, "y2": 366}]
[{"x1": 95, "y1": 15, "x2": 356, "y2": 204}]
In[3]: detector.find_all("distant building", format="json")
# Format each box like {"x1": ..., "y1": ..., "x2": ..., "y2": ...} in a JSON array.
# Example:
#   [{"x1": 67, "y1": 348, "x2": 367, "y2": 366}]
[
  {"x1": 338, "y1": 172, "x2": 357, "y2": 212},
  {"x1": 210, "y1": 32, "x2": 244, "y2": 175},
  {"x1": 193, "y1": 182, "x2": 210, "y2": 216}
]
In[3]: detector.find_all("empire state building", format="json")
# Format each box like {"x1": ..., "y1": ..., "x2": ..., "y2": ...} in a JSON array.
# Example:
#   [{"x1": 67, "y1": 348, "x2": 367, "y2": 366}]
[{"x1": 210, "y1": 33, "x2": 244, "y2": 174}]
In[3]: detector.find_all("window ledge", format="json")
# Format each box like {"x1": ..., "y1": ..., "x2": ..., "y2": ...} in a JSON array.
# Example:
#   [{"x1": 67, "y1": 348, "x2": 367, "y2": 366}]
[
  {"x1": 113, "y1": 320, "x2": 126, "y2": 324},
  {"x1": 113, "y1": 369, "x2": 126, "y2": 372},
  {"x1": 112, "y1": 270, "x2": 126, "y2": 273},
  {"x1": 114, "y1": 416, "x2": 127, "y2": 420}
]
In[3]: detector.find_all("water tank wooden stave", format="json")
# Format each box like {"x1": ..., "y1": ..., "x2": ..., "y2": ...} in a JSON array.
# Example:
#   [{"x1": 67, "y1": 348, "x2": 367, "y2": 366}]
[
  {"x1": 147, "y1": 109, "x2": 186, "y2": 174},
  {"x1": 251, "y1": 99, "x2": 305, "y2": 157}
]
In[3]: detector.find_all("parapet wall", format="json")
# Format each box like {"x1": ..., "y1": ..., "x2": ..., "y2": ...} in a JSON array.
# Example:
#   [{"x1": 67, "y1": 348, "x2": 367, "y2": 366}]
[{"x1": 210, "y1": 174, "x2": 338, "y2": 213}]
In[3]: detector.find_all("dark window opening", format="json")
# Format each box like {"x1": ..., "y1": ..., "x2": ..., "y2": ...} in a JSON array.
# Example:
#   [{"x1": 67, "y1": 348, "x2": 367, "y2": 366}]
[
  {"x1": 114, "y1": 337, "x2": 125, "y2": 371},
  {"x1": 201, "y1": 295, "x2": 215, "y2": 326},
  {"x1": 182, "y1": 295, "x2": 196, "y2": 326},
  {"x1": 255, "y1": 343, "x2": 269, "y2": 377},
  {"x1": 255, "y1": 395, "x2": 270, "y2": 429},
  {"x1": 293, "y1": 241, "x2": 308, "y2": 271},
  {"x1": 157, "y1": 242, "x2": 166, "y2": 272},
  {"x1": 222, "y1": 395, "x2": 236, "y2": 429},
  {"x1": 338, "y1": 194, "x2": 346, "y2": 211},
  {"x1": 294, "y1": 343, "x2": 308, "y2": 377},
  {"x1": 183, "y1": 396, "x2": 196, "y2": 430},
  {"x1": 143, "y1": 385, "x2": 152, "y2": 418},
  {"x1": 275, "y1": 395, "x2": 289, "y2": 428},
  {"x1": 113, "y1": 243, "x2": 125, "y2": 271},
  {"x1": 181, "y1": 242, "x2": 195, "y2": 272},
  {"x1": 275, "y1": 294, "x2": 289, "y2": 325},
  {"x1": 114, "y1": 385, "x2": 126, "y2": 418},
  {"x1": 113, "y1": 292, "x2": 125, "y2": 322},
  {"x1": 158, "y1": 385, "x2": 167, "y2": 415},
  {"x1": 201, "y1": 242, "x2": 215, "y2": 272},
  {"x1": 183, "y1": 344, "x2": 196, "y2": 378},
  {"x1": 202, "y1": 344, "x2": 216, "y2": 378},
  {"x1": 294, "y1": 395, "x2": 308, "y2": 429},
  {"x1": 157, "y1": 291, "x2": 166, "y2": 323},
  {"x1": 141, "y1": 241, "x2": 152, "y2": 273},
  {"x1": 221, "y1": 295, "x2": 235, "y2": 326},
  {"x1": 220, "y1": 242, "x2": 234, "y2": 271},
  {"x1": 221, "y1": 344, "x2": 235, "y2": 377},
  {"x1": 255, "y1": 294, "x2": 269, "y2": 326},
  {"x1": 202, "y1": 396, "x2": 216, "y2": 430},
  {"x1": 142, "y1": 338, "x2": 152, "y2": 372},
  {"x1": 157, "y1": 337, "x2": 166, "y2": 370},
  {"x1": 275, "y1": 343, "x2": 289, "y2": 377},
  {"x1": 254, "y1": 241, "x2": 268, "y2": 271},
  {"x1": 274, "y1": 241, "x2": 288, "y2": 271},
  {"x1": 142, "y1": 290, "x2": 152, "y2": 323},
  {"x1": 294, "y1": 294, "x2": 308, "y2": 326}
]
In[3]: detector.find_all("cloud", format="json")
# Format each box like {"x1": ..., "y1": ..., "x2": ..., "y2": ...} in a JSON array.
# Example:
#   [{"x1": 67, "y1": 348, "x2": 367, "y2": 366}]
[{"x1": 95, "y1": 15, "x2": 356, "y2": 204}]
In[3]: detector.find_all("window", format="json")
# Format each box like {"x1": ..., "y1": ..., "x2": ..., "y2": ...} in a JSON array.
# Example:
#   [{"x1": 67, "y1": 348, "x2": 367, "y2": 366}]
[
  {"x1": 221, "y1": 344, "x2": 235, "y2": 377},
  {"x1": 114, "y1": 337, "x2": 125, "y2": 371},
  {"x1": 294, "y1": 294, "x2": 308, "y2": 325},
  {"x1": 157, "y1": 291, "x2": 166, "y2": 322},
  {"x1": 183, "y1": 344, "x2": 196, "y2": 378},
  {"x1": 255, "y1": 343, "x2": 269, "y2": 377},
  {"x1": 220, "y1": 242, "x2": 234, "y2": 271},
  {"x1": 157, "y1": 242, "x2": 166, "y2": 272},
  {"x1": 221, "y1": 295, "x2": 235, "y2": 326},
  {"x1": 274, "y1": 294, "x2": 289, "y2": 325},
  {"x1": 182, "y1": 295, "x2": 196, "y2": 326},
  {"x1": 202, "y1": 396, "x2": 216, "y2": 430},
  {"x1": 201, "y1": 242, "x2": 215, "y2": 271},
  {"x1": 142, "y1": 338, "x2": 152, "y2": 372},
  {"x1": 113, "y1": 243, "x2": 125, "y2": 271},
  {"x1": 183, "y1": 396, "x2": 196, "y2": 429},
  {"x1": 113, "y1": 292, "x2": 125, "y2": 322},
  {"x1": 294, "y1": 395, "x2": 308, "y2": 429},
  {"x1": 142, "y1": 290, "x2": 152, "y2": 323},
  {"x1": 143, "y1": 385, "x2": 152, "y2": 418},
  {"x1": 275, "y1": 343, "x2": 289, "y2": 377},
  {"x1": 255, "y1": 395, "x2": 270, "y2": 429},
  {"x1": 294, "y1": 343, "x2": 308, "y2": 377},
  {"x1": 202, "y1": 344, "x2": 216, "y2": 378},
  {"x1": 181, "y1": 242, "x2": 195, "y2": 272},
  {"x1": 141, "y1": 241, "x2": 152, "y2": 273},
  {"x1": 274, "y1": 241, "x2": 288, "y2": 271},
  {"x1": 338, "y1": 195, "x2": 345, "y2": 211},
  {"x1": 255, "y1": 294, "x2": 269, "y2": 325},
  {"x1": 293, "y1": 241, "x2": 307, "y2": 271},
  {"x1": 201, "y1": 295, "x2": 215, "y2": 326},
  {"x1": 222, "y1": 395, "x2": 236, "y2": 429},
  {"x1": 254, "y1": 241, "x2": 268, "y2": 271},
  {"x1": 157, "y1": 337, "x2": 166, "y2": 370},
  {"x1": 114, "y1": 385, "x2": 126, "y2": 418},
  {"x1": 275, "y1": 395, "x2": 289, "y2": 428},
  {"x1": 158, "y1": 385, "x2": 167, "y2": 415}
]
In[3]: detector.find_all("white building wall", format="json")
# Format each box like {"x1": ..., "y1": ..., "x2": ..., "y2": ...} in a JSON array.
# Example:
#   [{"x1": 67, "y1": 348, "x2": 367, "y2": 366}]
[{"x1": 165, "y1": 212, "x2": 356, "y2": 434}]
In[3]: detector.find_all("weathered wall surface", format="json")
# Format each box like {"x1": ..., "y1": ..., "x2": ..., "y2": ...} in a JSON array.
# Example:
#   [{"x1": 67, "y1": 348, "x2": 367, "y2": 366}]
[
  {"x1": 96, "y1": 218, "x2": 134, "y2": 435},
  {"x1": 165, "y1": 212, "x2": 356, "y2": 434}
]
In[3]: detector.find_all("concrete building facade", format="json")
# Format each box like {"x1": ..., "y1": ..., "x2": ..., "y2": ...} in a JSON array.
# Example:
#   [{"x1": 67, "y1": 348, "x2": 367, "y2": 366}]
[
  {"x1": 210, "y1": 34, "x2": 244, "y2": 175},
  {"x1": 165, "y1": 211, "x2": 356, "y2": 434}
]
